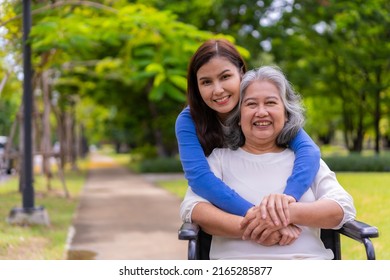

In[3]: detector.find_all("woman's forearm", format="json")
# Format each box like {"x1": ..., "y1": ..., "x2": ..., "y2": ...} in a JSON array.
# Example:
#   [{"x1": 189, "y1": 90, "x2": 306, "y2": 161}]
[
  {"x1": 192, "y1": 202, "x2": 244, "y2": 238},
  {"x1": 192, "y1": 202, "x2": 288, "y2": 246},
  {"x1": 175, "y1": 108, "x2": 253, "y2": 216},
  {"x1": 289, "y1": 199, "x2": 344, "y2": 229}
]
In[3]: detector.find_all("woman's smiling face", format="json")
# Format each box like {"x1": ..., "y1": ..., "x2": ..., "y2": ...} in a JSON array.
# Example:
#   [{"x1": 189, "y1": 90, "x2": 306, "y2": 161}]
[
  {"x1": 240, "y1": 80, "x2": 286, "y2": 153},
  {"x1": 196, "y1": 57, "x2": 241, "y2": 120}
]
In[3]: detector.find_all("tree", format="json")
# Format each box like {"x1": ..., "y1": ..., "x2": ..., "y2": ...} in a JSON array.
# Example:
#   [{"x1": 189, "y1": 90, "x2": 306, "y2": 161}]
[
  {"x1": 1, "y1": 1, "x2": 242, "y2": 159},
  {"x1": 266, "y1": 0, "x2": 390, "y2": 153}
]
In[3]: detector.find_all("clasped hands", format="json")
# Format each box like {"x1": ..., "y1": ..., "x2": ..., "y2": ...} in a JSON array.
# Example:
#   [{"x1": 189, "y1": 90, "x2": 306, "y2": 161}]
[{"x1": 240, "y1": 194, "x2": 301, "y2": 246}]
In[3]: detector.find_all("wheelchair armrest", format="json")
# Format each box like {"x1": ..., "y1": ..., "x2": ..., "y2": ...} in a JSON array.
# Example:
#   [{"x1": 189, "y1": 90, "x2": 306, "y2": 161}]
[
  {"x1": 337, "y1": 219, "x2": 379, "y2": 260},
  {"x1": 338, "y1": 219, "x2": 379, "y2": 241},
  {"x1": 178, "y1": 222, "x2": 199, "y2": 240},
  {"x1": 178, "y1": 222, "x2": 200, "y2": 260}
]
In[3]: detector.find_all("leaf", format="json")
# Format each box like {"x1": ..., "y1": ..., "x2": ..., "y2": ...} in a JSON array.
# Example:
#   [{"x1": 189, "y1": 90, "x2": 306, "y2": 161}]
[
  {"x1": 169, "y1": 75, "x2": 187, "y2": 91},
  {"x1": 153, "y1": 72, "x2": 166, "y2": 87},
  {"x1": 145, "y1": 63, "x2": 164, "y2": 74},
  {"x1": 149, "y1": 84, "x2": 165, "y2": 101}
]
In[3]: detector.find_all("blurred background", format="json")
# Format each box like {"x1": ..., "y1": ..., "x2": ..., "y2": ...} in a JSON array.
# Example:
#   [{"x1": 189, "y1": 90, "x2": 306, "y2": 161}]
[{"x1": 0, "y1": 0, "x2": 389, "y2": 260}]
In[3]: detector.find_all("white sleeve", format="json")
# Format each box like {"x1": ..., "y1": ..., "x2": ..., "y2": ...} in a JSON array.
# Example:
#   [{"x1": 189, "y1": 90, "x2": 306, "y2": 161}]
[
  {"x1": 179, "y1": 149, "x2": 223, "y2": 223},
  {"x1": 179, "y1": 187, "x2": 209, "y2": 223},
  {"x1": 312, "y1": 159, "x2": 357, "y2": 229}
]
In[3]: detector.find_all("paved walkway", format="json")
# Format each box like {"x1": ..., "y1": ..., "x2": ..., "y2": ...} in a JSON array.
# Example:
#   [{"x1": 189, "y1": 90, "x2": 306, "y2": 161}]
[{"x1": 66, "y1": 152, "x2": 188, "y2": 260}]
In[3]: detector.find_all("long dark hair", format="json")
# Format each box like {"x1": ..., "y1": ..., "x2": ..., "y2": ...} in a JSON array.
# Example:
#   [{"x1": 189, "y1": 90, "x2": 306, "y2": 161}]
[{"x1": 187, "y1": 39, "x2": 247, "y2": 155}]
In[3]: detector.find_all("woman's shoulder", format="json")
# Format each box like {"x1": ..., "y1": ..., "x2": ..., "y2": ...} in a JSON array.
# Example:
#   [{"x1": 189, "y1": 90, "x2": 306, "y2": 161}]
[
  {"x1": 208, "y1": 147, "x2": 238, "y2": 161},
  {"x1": 175, "y1": 106, "x2": 193, "y2": 127},
  {"x1": 177, "y1": 106, "x2": 190, "y2": 117},
  {"x1": 176, "y1": 106, "x2": 192, "y2": 122}
]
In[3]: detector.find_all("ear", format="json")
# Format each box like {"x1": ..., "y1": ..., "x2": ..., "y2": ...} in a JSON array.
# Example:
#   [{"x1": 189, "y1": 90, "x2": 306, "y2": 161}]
[{"x1": 240, "y1": 66, "x2": 245, "y2": 76}]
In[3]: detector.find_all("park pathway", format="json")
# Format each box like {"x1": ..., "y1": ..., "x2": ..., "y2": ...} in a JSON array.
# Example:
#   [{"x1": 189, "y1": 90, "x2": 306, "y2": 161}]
[{"x1": 66, "y1": 152, "x2": 187, "y2": 260}]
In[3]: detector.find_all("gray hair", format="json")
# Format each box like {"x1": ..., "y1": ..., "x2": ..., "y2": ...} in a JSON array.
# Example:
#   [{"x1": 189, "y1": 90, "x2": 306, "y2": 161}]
[{"x1": 225, "y1": 65, "x2": 305, "y2": 150}]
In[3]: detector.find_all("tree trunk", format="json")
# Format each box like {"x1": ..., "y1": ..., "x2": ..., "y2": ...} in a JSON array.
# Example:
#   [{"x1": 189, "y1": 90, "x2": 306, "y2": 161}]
[
  {"x1": 373, "y1": 69, "x2": 382, "y2": 154},
  {"x1": 148, "y1": 101, "x2": 167, "y2": 157},
  {"x1": 41, "y1": 70, "x2": 53, "y2": 190}
]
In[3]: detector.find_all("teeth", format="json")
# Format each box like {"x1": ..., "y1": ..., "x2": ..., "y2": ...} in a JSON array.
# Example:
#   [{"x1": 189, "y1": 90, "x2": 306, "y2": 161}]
[
  {"x1": 214, "y1": 96, "x2": 229, "y2": 102},
  {"x1": 254, "y1": 121, "x2": 271, "y2": 126}
]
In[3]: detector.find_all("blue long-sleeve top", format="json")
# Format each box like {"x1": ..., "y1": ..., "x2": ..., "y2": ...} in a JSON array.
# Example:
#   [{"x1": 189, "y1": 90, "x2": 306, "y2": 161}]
[{"x1": 175, "y1": 106, "x2": 321, "y2": 216}]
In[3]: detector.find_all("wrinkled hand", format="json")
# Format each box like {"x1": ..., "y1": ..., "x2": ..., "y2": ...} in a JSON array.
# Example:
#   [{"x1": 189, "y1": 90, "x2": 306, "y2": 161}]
[
  {"x1": 259, "y1": 194, "x2": 296, "y2": 227},
  {"x1": 240, "y1": 206, "x2": 282, "y2": 242},
  {"x1": 256, "y1": 230, "x2": 282, "y2": 246},
  {"x1": 249, "y1": 225, "x2": 301, "y2": 246},
  {"x1": 278, "y1": 224, "x2": 302, "y2": 245}
]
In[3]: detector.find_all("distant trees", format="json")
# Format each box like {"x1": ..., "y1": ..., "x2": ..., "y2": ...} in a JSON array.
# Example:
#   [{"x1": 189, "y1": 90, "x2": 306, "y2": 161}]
[
  {"x1": 0, "y1": 1, "x2": 236, "y2": 163},
  {"x1": 157, "y1": 0, "x2": 390, "y2": 153},
  {"x1": 1, "y1": 0, "x2": 389, "y2": 157}
]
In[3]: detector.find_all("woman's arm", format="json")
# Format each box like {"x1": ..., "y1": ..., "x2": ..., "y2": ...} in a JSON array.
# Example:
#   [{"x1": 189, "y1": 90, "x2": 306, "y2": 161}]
[
  {"x1": 192, "y1": 202, "x2": 283, "y2": 246},
  {"x1": 285, "y1": 128, "x2": 321, "y2": 200},
  {"x1": 180, "y1": 180, "x2": 298, "y2": 246},
  {"x1": 241, "y1": 199, "x2": 342, "y2": 243},
  {"x1": 192, "y1": 202, "x2": 243, "y2": 237},
  {"x1": 242, "y1": 161, "x2": 356, "y2": 240},
  {"x1": 289, "y1": 199, "x2": 344, "y2": 229},
  {"x1": 175, "y1": 107, "x2": 253, "y2": 216},
  {"x1": 258, "y1": 129, "x2": 321, "y2": 227}
]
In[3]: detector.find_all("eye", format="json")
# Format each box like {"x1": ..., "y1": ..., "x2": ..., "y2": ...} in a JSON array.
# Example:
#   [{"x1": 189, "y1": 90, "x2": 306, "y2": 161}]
[
  {"x1": 199, "y1": 79, "x2": 211, "y2": 86},
  {"x1": 244, "y1": 101, "x2": 257, "y2": 108},
  {"x1": 266, "y1": 99, "x2": 278, "y2": 105},
  {"x1": 221, "y1": 74, "x2": 231, "y2": 80}
]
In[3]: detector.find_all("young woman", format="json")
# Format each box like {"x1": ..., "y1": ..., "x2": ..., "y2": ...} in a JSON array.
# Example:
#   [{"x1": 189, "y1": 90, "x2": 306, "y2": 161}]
[{"x1": 175, "y1": 39, "x2": 320, "y2": 227}]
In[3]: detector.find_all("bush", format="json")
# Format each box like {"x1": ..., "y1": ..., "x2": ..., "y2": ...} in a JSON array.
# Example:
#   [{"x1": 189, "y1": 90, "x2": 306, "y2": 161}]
[
  {"x1": 323, "y1": 154, "x2": 390, "y2": 172},
  {"x1": 130, "y1": 144, "x2": 158, "y2": 160},
  {"x1": 136, "y1": 157, "x2": 183, "y2": 173}
]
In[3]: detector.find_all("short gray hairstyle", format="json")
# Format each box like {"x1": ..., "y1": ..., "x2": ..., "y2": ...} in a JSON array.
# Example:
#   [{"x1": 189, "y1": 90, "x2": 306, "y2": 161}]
[{"x1": 225, "y1": 65, "x2": 305, "y2": 150}]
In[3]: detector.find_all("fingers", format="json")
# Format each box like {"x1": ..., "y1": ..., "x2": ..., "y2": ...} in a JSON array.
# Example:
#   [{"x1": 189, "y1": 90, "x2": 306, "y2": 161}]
[
  {"x1": 280, "y1": 197, "x2": 290, "y2": 226},
  {"x1": 278, "y1": 225, "x2": 302, "y2": 245},
  {"x1": 243, "y1": 216, "x2": 282, "y2": 242},
  {"x1": 259, "y1": 197, "x2": 269, "y2": 220},
  {"x1": 240, "y1": 206, "x2": 257, "y2": 229},
  {"x1": 260, "y1": 194, "x2": 282, "y2": 226},
  {"x1": 242, "y1": 208, "x2": 274, "y2": 240},
  {"x1": 256, "y1": 228, "x2": 273, "y2": 243},
  {"x1": 260, "y1": 231, "x2": 282, "y2": 246},
  {"x1": 259, "y1": 194, "x2": 294, "y2": 227},
  {"x1": 242, "y1": 218, "x2": 262, "y2": 240}
]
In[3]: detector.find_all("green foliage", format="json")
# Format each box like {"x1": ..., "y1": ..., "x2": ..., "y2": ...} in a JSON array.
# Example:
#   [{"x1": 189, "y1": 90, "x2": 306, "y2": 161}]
[
  {"x1": 2, "y1": 0, "x2": 389, "y2": 157},
  {"x1": 136, "y1": 157, "x2": 183, "y2": 173},
  {"x1": 271, "y1": 0, "x2": 390, "y2": 152},
  {"x1": 21, "y1": 2, "x2": 232, "y2": 155},
  {"x1": 323, "y1": 154, "x2": 390, "y2": 172},
  {"x1": 130, "y1": 144, "x2": 158, "y2": 160}
]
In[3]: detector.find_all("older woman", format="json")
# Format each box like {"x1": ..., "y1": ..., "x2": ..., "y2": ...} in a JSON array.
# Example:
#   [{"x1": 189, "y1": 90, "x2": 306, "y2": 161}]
[{"x1": 180, "y1": 66, "x2": 356, "y2": 260}]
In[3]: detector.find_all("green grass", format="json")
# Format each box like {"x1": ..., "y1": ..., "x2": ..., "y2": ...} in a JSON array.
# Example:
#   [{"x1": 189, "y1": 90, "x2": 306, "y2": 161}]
[
  {"x1": 0, "y1": 162, "x2": 88, "y2": 260},
  {"x1": 156, "y1": 172, "x2": 389, "y2": 260},
  {"x1": 336, "y1": 173, "x2": 389, "y2": 260}
]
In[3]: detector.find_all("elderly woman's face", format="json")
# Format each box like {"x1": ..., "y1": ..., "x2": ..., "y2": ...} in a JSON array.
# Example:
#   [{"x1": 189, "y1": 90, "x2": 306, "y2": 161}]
[{"x1": 240, "y1": 80, "x2": 286, "y2": 153}]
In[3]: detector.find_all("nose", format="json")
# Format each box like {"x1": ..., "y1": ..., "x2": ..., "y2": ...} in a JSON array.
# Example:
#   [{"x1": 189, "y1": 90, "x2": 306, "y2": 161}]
[
  {"x1": 255, "y1": 105, "x2": 269, "y2": 117},
  {"x1": 213, "y1": 82, "x2": 224, "y2": 95}
]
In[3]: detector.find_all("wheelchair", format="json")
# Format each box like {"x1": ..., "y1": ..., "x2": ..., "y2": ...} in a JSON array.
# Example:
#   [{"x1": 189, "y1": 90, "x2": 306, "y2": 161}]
[{"x1": 178, "y1": 219, "x2": 379, "y2": 260}]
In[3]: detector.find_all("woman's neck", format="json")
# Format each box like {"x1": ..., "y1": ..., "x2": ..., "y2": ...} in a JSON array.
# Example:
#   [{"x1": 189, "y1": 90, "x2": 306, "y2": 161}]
[{"x1": 241, "y1": 142, "x2": 285, "y2": 155}]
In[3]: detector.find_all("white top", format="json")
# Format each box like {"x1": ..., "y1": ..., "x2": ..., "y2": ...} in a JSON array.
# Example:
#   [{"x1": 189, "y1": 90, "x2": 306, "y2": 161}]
[{"x1": 180, "y1": 148, "x2": 356, "y2": 260}]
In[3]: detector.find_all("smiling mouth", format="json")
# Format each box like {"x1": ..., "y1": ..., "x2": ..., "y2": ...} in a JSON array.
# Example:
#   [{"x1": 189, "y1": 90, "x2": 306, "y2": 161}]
[
  {"x1": 214, "y1": 96, "x2": 230, "y2": 104},
  {"x1": 253, "y1": 121, "x2": 272, "y2": 127}
]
